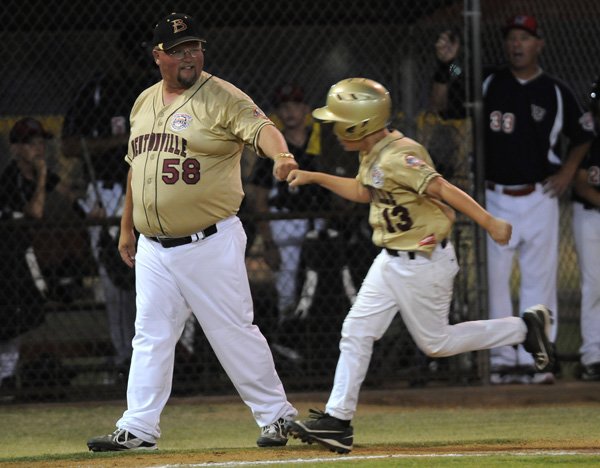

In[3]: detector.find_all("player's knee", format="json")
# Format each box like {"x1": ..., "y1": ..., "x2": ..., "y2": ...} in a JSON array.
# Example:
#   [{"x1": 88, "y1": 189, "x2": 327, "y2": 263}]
[{"x1": 418, "y1": 337, "x2": 450, "y2": 358}]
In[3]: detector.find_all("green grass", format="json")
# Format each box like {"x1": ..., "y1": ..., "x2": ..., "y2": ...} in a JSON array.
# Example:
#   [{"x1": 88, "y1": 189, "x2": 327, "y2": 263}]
[{"x1": 0, "y1": 400, "x2": 599, "y2": 466}]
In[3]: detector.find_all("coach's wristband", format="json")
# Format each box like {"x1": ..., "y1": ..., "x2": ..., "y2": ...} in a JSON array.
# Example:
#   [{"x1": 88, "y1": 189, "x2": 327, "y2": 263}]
[{"x1": 274, "y1": 152, "x2": 295, "y2": 160}]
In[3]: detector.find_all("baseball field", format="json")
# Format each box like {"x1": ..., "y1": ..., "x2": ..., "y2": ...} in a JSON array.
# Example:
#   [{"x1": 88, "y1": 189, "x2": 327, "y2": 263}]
[{"x1": 1, "y1": 381, "x2": 599, "y2": 467}]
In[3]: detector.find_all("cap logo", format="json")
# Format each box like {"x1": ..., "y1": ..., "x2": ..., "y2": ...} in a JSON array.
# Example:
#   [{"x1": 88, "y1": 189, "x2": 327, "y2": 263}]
[
  {"x1": 171, "y1": 18, "x2": 188, "y2": 34},
  {"x1": 514, "y1": 16, "x2": 528, "y2": 26}
]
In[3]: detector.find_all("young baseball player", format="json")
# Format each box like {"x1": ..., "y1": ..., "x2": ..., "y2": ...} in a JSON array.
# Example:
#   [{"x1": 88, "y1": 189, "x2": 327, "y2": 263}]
[
  {"x1": 284, "y1": 78, "x2": 556, "y2": 454},
  {"x1": 87, "y1": 12, "x2": 298, "y2": 451}
]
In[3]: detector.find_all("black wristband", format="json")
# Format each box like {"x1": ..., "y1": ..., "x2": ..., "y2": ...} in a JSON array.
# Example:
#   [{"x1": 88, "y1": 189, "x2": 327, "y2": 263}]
[{"x1": 433, "y1": 60, "x2": 452, "y2": 84}]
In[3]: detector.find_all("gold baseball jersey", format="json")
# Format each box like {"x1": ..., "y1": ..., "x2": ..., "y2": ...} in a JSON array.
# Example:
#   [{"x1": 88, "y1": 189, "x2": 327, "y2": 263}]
[
  {"x1": 125, "y1": 71, "x2": 273, "y2": 237},
  {"x1": 357, "y1": 130, "x2": 453, "y2": 254}
]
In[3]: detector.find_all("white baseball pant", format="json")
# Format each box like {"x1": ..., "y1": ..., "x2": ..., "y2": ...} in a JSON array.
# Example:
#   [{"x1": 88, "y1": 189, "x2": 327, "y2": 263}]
[
  {"x1": 117, "y1": 216, "x2": 297, "y2": 442},
  {"x1": 486, "y1": 184, "x2": 558, "y2": 370},
  {"x1": 572, "y1": 202, "x2": 600, "y2": 366},
  {"x1": 325, "y1": 242, "x2": 526, "y2": 421}
]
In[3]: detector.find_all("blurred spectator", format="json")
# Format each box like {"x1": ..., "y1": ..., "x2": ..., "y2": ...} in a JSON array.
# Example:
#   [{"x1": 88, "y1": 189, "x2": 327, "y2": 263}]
[
  {"x1": 430, "y1": 27, "x2": 466, "y2": 120},
  {"x1": 62, "y1": 27, "x2": 156, "y2": 380},
  {"x1": 572, "y1": 75, "x2": 600, "y2": 381},
  {"x1": 484, "y1": 15, "x2": 593, "y2": 384},
  {"x1": 0, "y1": 118, "x2": 58, "y2": 390},
  {"x1": 248, "y1": 84, "x2": 329, "y2": 360}
]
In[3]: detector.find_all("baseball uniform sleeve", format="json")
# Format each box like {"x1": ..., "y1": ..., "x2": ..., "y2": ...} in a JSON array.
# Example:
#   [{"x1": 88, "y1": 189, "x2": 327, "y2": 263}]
[
  {"x1": 557, "y1": 80, "x2": 595, "y2": 147},
  {"x1": 211, "y1": 81, "x2": 275, "y2": 155}
]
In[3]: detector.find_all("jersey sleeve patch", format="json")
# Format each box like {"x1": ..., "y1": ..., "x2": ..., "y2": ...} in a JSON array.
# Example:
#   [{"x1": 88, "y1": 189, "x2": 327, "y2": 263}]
[
  {"x1": 580, "y1": 111, "x2": 595, "y2": 132},
  {"x1": 253, "y1": 107, "x2": 269, "y2": 120},
  {"x1": 370, "y1": 164, "x2": 385, "y2": 188},
  {"x1": 403, "y1": 154, "x2": 427, "y2": 168}
]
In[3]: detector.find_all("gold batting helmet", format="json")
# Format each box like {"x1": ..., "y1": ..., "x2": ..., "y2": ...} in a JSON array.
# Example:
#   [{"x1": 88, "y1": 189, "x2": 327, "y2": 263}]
[{"x1": 313, "y1": 78, "x2": 391, "y2": 141}]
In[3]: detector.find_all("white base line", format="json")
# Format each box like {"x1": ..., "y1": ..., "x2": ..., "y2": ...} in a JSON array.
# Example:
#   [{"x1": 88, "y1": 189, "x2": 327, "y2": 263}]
[{"x1": 150, "y1": 450, "x2": 600, "y2": 468}]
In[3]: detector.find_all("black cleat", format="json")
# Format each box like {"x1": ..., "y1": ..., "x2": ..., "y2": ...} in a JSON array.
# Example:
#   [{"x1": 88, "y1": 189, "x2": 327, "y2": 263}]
[
  {"x1": 522, "y1": 305, "x2": 556, "y2": 373},
  {"x1": 581, "y1": 362, "x2": 600, "y2": 381},
  {"x1": 257, "y1": 418, "x2": 288, "y2": 447},
  {"x1": 87, "y1": 428, "x2": 157, "y2": 452},
  {"x1": 285, "y1": 409, "x2": 353, "y2": 454}
]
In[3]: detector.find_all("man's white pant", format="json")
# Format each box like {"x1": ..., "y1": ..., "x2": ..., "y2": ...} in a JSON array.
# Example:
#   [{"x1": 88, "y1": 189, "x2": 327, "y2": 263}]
[
  {"x1": 117, "y1": 216, "x2": 297, "y2": 443},
  {"x1": 486, "y1": 185, "x2": 558, "y2": 370},
  {"x1": 326, "y1": 243, "x2": 526, "y2": 421},
  {"x1": 572, "y1": 202, "x2": 600, "y2": 366}
]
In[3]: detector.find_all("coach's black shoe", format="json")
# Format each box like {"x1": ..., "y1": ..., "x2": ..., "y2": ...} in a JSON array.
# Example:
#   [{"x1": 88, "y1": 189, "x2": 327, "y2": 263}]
[
  {"x1": 286, "y1": 409, "x2": 353, "y2": 454},
  {"x1": 581, "y1": 362, "x2": 600, "y2": 381},
  {"x1": 87, "y1": 428, "x2": 157, "y2": 452},
  {"x1": 522, "y1": 305, "x2": 556, "y2": 373},
  {"x1": 257, "y1": 418, "x2": 288, "y2": 447}
]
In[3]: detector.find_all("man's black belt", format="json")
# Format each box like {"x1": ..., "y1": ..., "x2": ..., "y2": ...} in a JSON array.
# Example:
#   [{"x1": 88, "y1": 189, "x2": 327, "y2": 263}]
[
  {"x1": 148, "y1": 224, "x2": 217, "y2": 248},
  {"x1": 582, "y1": 203, "x2": 600, "y2": 213},
  {"x1": 385, "y1": 238, "x2": 447, "y2": 260}
]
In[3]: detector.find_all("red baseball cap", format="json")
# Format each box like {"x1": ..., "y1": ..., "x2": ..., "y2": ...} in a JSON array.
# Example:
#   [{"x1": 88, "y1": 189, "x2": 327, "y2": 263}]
[
  {"x1": 273, "y1": 84, "x2": 305, "y2": 106},
  {"x1": 9, "y1": 118, "x2": 53, "y2": 144},
  {"x1": 502, "y1": 15, "x2": 541, "y2": 38}
]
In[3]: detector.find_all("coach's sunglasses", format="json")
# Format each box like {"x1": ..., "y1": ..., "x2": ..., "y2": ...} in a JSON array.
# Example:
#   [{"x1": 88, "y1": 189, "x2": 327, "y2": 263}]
[{"x1": 164, "y1": 42, "x2": 206, "y2": 60}]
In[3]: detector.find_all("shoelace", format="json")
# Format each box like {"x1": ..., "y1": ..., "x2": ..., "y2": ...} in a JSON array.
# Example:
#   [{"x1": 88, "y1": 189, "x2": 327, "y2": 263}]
[
  {"x1": 114, "y1": 429, "x2": 130, "y2": 443},
  {"x1": 261, "y1": 419, "x2": 283, "y2": 435}
]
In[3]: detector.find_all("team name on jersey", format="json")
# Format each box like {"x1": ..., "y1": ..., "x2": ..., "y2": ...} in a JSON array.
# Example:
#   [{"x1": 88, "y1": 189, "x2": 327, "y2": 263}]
[{"x1": 130, "y1": 132, "x2": 188, "y2": 159}]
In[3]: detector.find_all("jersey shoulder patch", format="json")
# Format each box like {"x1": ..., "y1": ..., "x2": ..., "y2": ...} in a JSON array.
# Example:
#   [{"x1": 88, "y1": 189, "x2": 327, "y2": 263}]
[{"x1": 403, "y1": 154, "x2": 427, "y2": 168}]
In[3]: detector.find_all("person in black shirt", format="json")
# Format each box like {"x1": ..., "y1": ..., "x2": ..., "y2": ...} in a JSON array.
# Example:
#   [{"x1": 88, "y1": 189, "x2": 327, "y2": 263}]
[
  {"x1": 427, "y1": 15, "x2": 594, "y2": 384},
  {"x1": 483, "y1": 15, "x2": 593, "y2": 385},
  {"x1": 248, "y1": 85, "x2": 331, "y2": 361},
  {"x1": 430, "y1": 27, "x2": 466, "y2": 121},
  {"x1": 572, "y1": 75, "x2": 600, "y2": 381},
  {"x1": 250, "y1": 85, "x2": 328, "y2": 321},
  {"x1": 61, "y1": 28, "x2": 157, "y2": 380},
  {"x1": 0, "y1": 118, "x2": 59, "y2": 390}
]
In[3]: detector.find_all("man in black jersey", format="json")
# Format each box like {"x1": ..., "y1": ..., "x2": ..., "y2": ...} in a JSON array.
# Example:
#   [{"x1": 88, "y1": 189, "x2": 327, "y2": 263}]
[
  {"x1": 484, "y1": 15, "x2": 593, "y2": 384},
  {"x1": 433, "y1": 15, "x2": 594, "y2": 384}
]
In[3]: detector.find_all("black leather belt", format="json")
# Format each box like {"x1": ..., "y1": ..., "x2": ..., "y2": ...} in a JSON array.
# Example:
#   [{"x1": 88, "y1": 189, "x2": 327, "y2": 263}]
[
  {"x1": 486, "y1": 181, "x2": 536, "y2": 197},
  {"x1": 148, "y1": 224, "x2": 217, "y2": 248},
  {"x1": 386, "y1": 238, "x2": 447, "y2": 260},
  {"x1": 583, "y1": 204, "x2": 600, "y2": 213}
]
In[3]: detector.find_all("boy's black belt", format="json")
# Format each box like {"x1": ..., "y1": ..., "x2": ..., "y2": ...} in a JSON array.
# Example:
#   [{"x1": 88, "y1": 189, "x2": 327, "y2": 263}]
[
  {"x1": 385, "y1": 238, "x2": 447, "y2": 260},
  {"x1": 148, "y1": 224, "x2": 217, "y2": 248}
]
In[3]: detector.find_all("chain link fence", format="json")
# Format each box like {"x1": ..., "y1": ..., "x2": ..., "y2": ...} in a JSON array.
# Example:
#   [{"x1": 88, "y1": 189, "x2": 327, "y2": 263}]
[{"x1": 0, "y1": 0, "x2": 598, "y2": 401}]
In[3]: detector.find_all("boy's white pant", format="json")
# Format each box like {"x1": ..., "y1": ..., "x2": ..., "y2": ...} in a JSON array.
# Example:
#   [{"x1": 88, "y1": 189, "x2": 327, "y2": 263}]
[{"x1": 326, "y1": 243, "x2": 526, "y2": 421}]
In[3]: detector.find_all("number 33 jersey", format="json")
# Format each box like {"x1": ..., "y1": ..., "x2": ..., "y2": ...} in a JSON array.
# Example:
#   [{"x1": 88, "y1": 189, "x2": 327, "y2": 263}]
[
  {"x1": 125, "y1": 71, "x2": 273, "y2": 238},
  {"x1": 357, "y1": 130, "x2": 452, "y2": 254}
]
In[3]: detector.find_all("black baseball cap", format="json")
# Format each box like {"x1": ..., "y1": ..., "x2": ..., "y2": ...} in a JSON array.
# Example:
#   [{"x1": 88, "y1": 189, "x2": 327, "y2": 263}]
[
  {"x1": 9, "y1": 118, "x2": 53, "y2": 144},
  {"x1": 153, "y1": 12, "x2": 206, "y2": 51}
]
